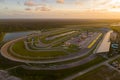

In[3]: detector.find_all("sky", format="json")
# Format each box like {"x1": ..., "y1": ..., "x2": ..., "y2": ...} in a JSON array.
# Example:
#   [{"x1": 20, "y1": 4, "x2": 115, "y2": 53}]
[{"x1": 0, "y1": 0, "x2": 120, "y2": 19}]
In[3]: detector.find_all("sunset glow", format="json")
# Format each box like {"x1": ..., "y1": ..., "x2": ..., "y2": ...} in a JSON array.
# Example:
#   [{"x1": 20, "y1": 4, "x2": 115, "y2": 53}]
[{"x1": 0, "y1": 0, "x2": 120, "y2": 19}]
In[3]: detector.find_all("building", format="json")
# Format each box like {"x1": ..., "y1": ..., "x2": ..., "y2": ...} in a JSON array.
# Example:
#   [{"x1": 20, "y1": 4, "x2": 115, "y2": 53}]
[
  {"x1": 110, "y1": 32, "x2": 117, "y2": 42},
  {"x1": 95, "y1": 31, "x2": 112, "y2": 54}
]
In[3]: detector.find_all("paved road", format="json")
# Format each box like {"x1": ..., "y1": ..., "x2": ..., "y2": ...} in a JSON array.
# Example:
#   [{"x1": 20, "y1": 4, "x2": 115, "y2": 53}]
[
  {"x1": 46, "y1": 31, "x2": 76, "y2": 40},
  {"x1": 105, "y1": 63, "x2": 120, "y2": 73},
  {"x1": 64, "y1": 55, "x2": 120, "y2": 80},
  {"x1": 1, "y1": 36, "x2": 27, "y2": 62},
  {"x1": 0, "y1": 33, "x2": 102, "y2": 64},
  {"x1": 21, "y1": 54, "x2": 96, "y2": 70},
  {"x1": 81, "y1": 33, "x2": 100, "y2": 48},
  {"x1": 0, "y1": 35, "x2": 102, "y2": 70},
  {"x1": 1, "y1": 31, "x2": 103, "y2": 68},
  {"x1": 6, "y1": 65, "x2": 24, "y2": 71}
]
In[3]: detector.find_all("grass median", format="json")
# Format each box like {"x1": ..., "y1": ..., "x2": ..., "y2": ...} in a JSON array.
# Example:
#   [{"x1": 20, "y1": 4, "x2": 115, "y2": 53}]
[
  {"x1": 74, "y1": 65, "x2": 120, "y2": 80},
  {"x1": 9, "y1": 56, "x2": 106, "y2": 80},
  {"x1": 11, "y1": 40, "x2": 66, "y2": 60}
]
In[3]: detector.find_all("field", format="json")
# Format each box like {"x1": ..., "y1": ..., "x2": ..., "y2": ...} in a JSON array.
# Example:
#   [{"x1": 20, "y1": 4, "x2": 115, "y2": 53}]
[
  {"x1": 12, "y1": 40, "x2": 66, "y2": 59},
  {"x1": 0, "y1": 19, "x2": 120, "y2": 80},
  {"x1": 9, "y1": 56, "x2": 106, "y2": 80},
  {"x1": 6, "y1": 25, "x2": 103, "y2": 61},
  {"x1": 9, "y1": 28, "x2": 80, "y2": 60},
  {"x1": 0, "y1": 19, "x2": 119, "y2": 32},
  {"x1": 74, "y1": 65, "x2": 120, "y2": 80}
]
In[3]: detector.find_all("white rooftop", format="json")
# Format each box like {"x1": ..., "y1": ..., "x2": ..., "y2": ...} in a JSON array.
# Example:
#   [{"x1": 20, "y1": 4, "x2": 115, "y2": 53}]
[{"x1": 96, "y1": 31, "x2": 112, "y2": 53}]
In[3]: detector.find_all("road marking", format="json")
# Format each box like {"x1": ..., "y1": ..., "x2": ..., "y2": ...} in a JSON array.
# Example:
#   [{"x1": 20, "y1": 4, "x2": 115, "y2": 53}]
[{"x1": 88, "y1": 33, "x2": 102, "y2": 48}]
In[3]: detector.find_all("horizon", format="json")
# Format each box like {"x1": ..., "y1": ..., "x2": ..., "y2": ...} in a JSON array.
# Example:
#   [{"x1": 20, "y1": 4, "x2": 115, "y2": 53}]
[{"x1": 0, "y1": 0, "x2": 120, "y2": 19}]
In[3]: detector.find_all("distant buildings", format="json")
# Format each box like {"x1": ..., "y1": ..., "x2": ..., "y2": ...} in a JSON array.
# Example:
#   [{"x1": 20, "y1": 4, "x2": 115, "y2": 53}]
[
  {"x1": 63, "y1": 32, "x2": 94, "y2": 48},
  {"x1": 110, "y1": 32, "x2": 117, "y2": 43},
  {"x1": 111, "y1": 60, "x2": 120, "y2": 70}
]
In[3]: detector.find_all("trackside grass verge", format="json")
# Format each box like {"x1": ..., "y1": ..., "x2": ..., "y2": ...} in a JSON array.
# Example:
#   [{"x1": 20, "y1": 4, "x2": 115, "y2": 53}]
[
  {"x1": 9, "y1": 56, "x2": 106, "y2": 80},
  {"x1": 10, "y1": 40, "x2": 66, "y2": 60}
]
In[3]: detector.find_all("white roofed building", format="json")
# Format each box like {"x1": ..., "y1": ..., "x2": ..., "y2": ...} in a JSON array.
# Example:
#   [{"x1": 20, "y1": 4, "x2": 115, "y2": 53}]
[{"x1": 95, "y1": 31, "x2": 112, "y2": 54}]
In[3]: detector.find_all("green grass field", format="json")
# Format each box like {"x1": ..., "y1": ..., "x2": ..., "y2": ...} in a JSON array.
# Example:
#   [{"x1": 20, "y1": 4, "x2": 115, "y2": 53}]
[
  {"x1": 9, "y1": 30, "x2": 80, "y2": 60},
  {"x1": 0, "y1": 32, "x2": 5, "y2": 42},
  {"x1": 9, "y1": 56, "x2": 106, "y2": 80},
  {"x1": 74, "y1": 65, "x2": 120, "y2": 80},
  {"x1": 11, "y1": 40, "x2": 66, "y2": 59},
  {"x1": 40, "y1": 31, "x2": 80, "y2": 44}
]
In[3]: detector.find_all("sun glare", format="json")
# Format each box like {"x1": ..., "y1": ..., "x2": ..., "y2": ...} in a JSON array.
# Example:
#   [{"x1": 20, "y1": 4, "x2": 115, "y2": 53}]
[{"x1": 0, "y1": 0, "x2": 120, "y2": 19}]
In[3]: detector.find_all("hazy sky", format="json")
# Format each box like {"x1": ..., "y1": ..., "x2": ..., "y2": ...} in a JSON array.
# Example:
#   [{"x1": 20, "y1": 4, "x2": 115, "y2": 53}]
[{"x1": 0, "y1": 0, "x2": 120, "y2": 19}]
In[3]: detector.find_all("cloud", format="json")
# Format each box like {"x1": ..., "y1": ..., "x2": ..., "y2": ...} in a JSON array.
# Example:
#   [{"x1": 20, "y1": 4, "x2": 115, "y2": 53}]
[
  {"x1": 17, "y1": 1, "x2": 21, "y2": 5},
  {"x1": 25, "y1": 8, "x2": 32, "y2": 11},
  {"x1": 0, "y1": 0, "x2": 4, "y2": 2},
  {"x1": 102, "y1": 0, "x2": 120, "y2": 9},
  {"x1": 35, "y1": 6, "x2": 50, "y2": 11},
  {"x1": 4, "y1": 7, "x2": 8, "y2": 10},
  {"x1": 111, "y1": 5, "x2": 120, "y2": 9},
  {"x1": 56, "y1": 0, "x2": 64, "y2": 4},
  {"x1": 24, "y1": 0, "x2": 38, "y2": 6},
  {"x1": 75, "y1": 1, "x2": 84, "y2": 6},
  {"x1": 0, "y1": 0, "x2": 5, "y2": 3}
]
